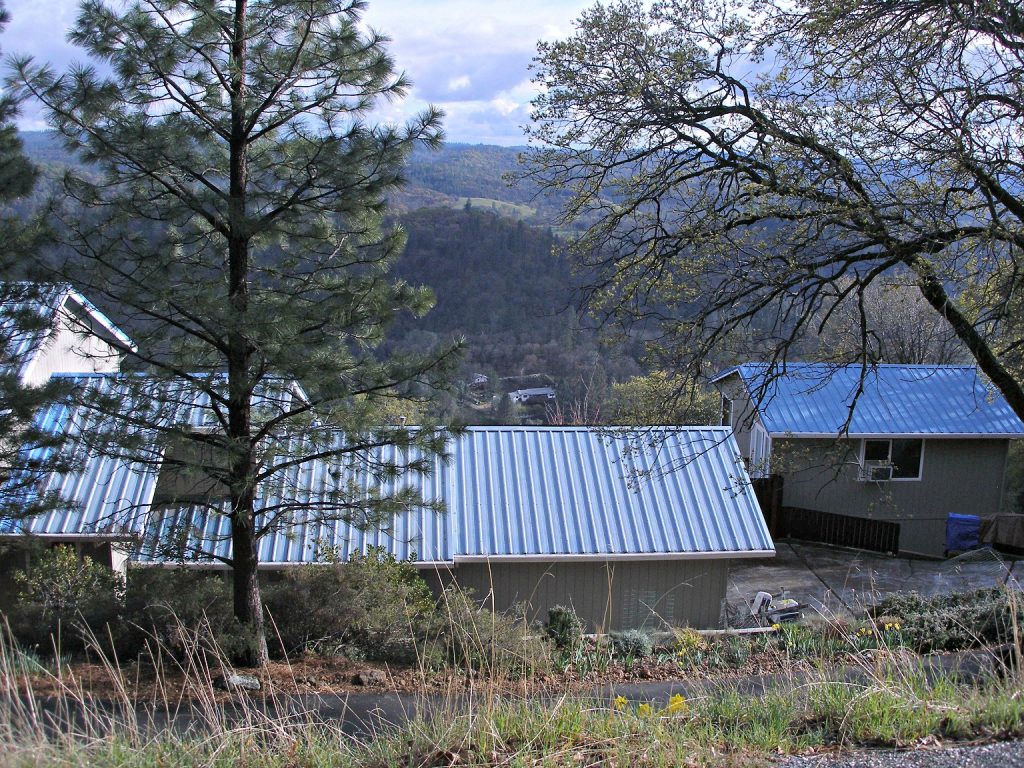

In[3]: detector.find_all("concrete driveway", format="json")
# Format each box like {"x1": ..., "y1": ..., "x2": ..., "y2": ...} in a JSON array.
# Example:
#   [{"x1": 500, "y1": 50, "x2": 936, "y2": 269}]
[{"x1": 728, "y1": 541, "x2": 1022, "y2": 621}]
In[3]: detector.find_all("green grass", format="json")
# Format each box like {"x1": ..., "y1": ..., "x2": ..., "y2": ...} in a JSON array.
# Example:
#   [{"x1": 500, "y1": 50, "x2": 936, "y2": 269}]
[
  {"x1": 3, "y1": 660, "x2": 1024, "y2": 767},
  {"x1": 3, "y1": 598, "x2": 1024, "y2": 767}
]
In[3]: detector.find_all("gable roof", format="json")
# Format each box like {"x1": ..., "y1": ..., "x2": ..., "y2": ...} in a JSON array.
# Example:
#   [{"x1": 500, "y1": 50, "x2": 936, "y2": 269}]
[
  {"x1": 136, "y1": 426, "x2": 773, "y2": 565},
  {"x1": 712, "y1": 363, "x2": 1024, "y2": 438},
  {"x1": 4, "y1": 393, "x2": 774, "y2": 563},
  {"x1": 2, "y1": 284, "x2": 135, "y2": 380}
]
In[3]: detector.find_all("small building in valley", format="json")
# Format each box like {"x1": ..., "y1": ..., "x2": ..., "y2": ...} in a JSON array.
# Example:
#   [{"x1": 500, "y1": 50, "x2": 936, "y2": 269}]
[
  {"x1": 713, "y1": 363, "x2": 1024, "y2": 557},
  {"x1": 508, "y1": 387, "x2": 556, "y2": 405}
]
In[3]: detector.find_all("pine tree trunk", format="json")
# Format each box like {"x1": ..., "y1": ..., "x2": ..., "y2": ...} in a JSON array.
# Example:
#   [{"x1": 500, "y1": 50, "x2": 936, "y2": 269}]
[
  {"x1": 230, "y1": 492, "x2": 269, "y2": 668},
  {"x1": 226, "y1": 0, "x2": 267, "y2": 669}
]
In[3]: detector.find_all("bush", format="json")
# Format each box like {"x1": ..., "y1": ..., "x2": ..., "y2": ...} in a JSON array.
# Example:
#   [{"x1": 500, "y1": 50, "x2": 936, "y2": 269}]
[
  {"x1": 429, "y1": 586, "x2": 551, "y2": 677},
  {"x1": 545, "y1": 605, "x2": 584, "y2": 650},
  {"x1": 120, "y1": 568, "x2": 236, "y2": 658},
  {"x1": 612, "y1": 629, "x2": 653, "y2": 659},
  {"x1": 263, "y1": 546, "x2": 438, "y2": 662},
  {"x1": 7, "y1": 545, "x2": 125, "y2": 652},
  {"x1": 339, "y1": 548, "x2": 438, "y2": 662},
  {"x1": 872, "y1": 588, "x2": 1024, "y2": 653}
]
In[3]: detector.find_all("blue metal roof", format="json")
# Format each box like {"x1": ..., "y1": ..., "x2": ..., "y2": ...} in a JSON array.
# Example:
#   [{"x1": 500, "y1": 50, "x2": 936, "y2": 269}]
[
  {"x1": 1, "y1": 373, "x2": 308, "y2": 538},
  {"x1": 9, "y1": 399, "x2": 774, "y2": 563},
  {"x1": 714, "y1": 363, "x2": 1024, "y2": 437},
  {"x1": 445, "y1": 427, "x2": 771, "y2": 560}
]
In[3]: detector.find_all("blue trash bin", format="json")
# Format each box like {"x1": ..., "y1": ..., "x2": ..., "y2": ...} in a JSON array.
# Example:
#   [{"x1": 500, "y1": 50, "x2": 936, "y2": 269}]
[{"x1": 946, "y1": 513, "x2": 981, "y2": 553}]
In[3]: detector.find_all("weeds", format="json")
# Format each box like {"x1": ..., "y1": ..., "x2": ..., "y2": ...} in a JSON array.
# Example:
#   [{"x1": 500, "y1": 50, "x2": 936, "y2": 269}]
[{"x1": 1, "y1": 616, "x2": 1023, "y2": 767}]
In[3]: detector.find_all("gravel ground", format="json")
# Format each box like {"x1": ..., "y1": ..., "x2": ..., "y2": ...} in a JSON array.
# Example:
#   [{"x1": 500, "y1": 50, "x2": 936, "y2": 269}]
[{"x1": 776, "y1": 739, "x2": 1024, "y2": 767}]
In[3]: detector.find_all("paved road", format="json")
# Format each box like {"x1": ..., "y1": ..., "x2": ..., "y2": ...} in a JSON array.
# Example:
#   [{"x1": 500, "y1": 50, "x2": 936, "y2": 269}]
[
  {"x1": 776, "y1": 739, "x2": 1024, "y2": 767},
  {"x1": 12, "y1": 648, "x2": 1002, "y2": 740}
]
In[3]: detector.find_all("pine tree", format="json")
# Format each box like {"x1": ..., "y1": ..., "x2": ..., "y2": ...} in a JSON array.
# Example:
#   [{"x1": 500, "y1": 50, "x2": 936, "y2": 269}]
[
  {"x1": 11, "y1": 0, "x2": 459, "y2": 667},
  {"x1": 0, "y1": 2, "x2": 73, "y2": 519}
]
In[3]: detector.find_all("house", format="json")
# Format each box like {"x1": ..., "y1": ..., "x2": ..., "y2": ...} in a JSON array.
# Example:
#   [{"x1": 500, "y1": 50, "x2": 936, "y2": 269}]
[
  {"x1": 6, "y1": 376, "x2": 774, "y2": 629},
  {"x1": 0, "y1": 286, "x2": 133, "y2": 577},
  {"x1": 712, "y1": 363, "x2": 1024, "y2": 557},
  {"x1": 508, "y1": 387, "x2": 556, "y2": 405},
  {"x1": 1, "y1": 286, "x2": 774, "y2": 630},
  {"x1": 2, "y1": 284, "x2": 133, "y2": 386}
]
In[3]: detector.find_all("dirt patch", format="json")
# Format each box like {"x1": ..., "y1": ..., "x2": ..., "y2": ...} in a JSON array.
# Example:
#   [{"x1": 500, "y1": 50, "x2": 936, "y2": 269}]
[{"x1": 9, "y1": 648, "x2": 828, "y2": 704}]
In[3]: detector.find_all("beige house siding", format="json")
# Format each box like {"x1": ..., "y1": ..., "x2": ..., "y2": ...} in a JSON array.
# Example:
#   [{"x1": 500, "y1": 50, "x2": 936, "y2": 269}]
[
  {"x1": 718, "y1": 375, "x2": 760, "y2": 459},
  {"x1": 421, "y1": 559, "x2": 729, "y2": 631},
  {"x1": 775, "y1": 438, "x2": 1009, "y2": 557},
  {"x1": 20, "y1": 302, "x2": 122, "y2": 387}
]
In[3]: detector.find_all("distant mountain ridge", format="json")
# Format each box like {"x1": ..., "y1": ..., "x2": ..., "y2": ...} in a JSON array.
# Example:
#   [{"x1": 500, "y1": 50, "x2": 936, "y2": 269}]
[
  {"x1": 11, "y1": 130, "x2": 641, "y2": 424},
  {"x1": 17, "y1": 130, "x2": 563, "y2": 224}
]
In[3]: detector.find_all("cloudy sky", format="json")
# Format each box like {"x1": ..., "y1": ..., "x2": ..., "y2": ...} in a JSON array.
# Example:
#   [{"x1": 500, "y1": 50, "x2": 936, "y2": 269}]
[{"x1": 2, "y1": 0, "x2": 592, "y2": 146}]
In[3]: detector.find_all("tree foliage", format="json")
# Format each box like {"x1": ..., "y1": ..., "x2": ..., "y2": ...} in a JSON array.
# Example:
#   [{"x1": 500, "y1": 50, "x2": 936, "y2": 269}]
[
  {"x1": 0, "y1": 3, "x2": 74, "y2": 518},
  {"x1": 10, "y1": 0, "x2": 457, "y2": 666},
  {"x1": 606, "y1": 371, "x2": 719, "y2": 426},
  {"x1": 524, "y1": 0, "x2": 1024, "y2": 416}
]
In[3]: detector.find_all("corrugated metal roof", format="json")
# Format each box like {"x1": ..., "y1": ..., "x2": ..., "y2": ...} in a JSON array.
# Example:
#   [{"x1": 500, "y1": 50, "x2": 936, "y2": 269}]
[
  {"x1": 0, "y1": 389, "x2": 158, "y2": 538},
  {"x1": 1, "y1": 372, "x2": 307, "y2": 538},
  {"x1": 447, "y1": 427, "x2": 770, "y2": 559},
  {"x1": 134, "y1": 426, "x2": 773, "y2": 565},
  {"x1": 11, "y1": 395, "x2": 773, "y2": 563},
  {"x1": 714, "y1": 363, "x2": 1024, "y2": 437}
]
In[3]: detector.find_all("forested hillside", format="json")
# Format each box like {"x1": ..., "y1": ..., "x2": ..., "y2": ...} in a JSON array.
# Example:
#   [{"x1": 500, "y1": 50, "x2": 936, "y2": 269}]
[{"x1": 12, "y1": 131, "x2": 645, "y2": 424}]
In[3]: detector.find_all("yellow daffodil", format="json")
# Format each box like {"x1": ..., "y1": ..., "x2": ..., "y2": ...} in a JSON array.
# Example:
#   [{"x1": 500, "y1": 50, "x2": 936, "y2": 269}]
[
  {"x1": 637, "y1": 702, "x2": 653, "y2": 717},
  {"x1": 665, "y1": 694, "x2": 688, "y2": 715},
  {"x1": 613, "y1": 695, "x2": 628, "y2": 711}
]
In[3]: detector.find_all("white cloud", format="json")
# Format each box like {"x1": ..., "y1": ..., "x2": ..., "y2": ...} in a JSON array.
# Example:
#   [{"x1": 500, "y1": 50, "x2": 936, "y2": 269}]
[
  {"x1": 4, "y1": 0, "x2": 593, "y2": 146},
  {"x1": 447, "y1": 75, "x2": 471, "y2": 92}
]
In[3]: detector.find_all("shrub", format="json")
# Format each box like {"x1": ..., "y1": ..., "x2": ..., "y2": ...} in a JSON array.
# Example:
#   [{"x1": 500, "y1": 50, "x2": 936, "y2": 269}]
[
  {"x1": 673, "y1": 627, "x2": 707, "y2": 658},
  {"x1": 8, "y1": 545, "x2": 125, "y2": 652},
  {"x1": 429, "y1": 586, "x2": 550, "y2": 677},
  {"x1": 263, "y1": 546, "x2": 438, "y2": 662},
  {"x1": 339, "y1": 548, "x2": 437, "y2": 662},
  {"x1": 262, "y1": 563, "x2": 357, "y2": 656},
  {"x1": 612, "y1": 629, "x2": 653, "y2": 659},
  {"x1": 120, "y1": 568, "x2": 237, "y2": 658},
  {"x1": 872, "y1": 588, "x2": 1024, "y2": 653},
  {"x1": 545, "y1": 605, "x2": 585, "y2": 650}
]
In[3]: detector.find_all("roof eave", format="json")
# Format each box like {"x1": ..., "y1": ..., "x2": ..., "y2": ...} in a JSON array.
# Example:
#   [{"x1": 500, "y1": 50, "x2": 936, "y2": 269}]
[
  {"x1": 768, "y1": 431, "x2": 1024, "y2": 439},
  {"x1": 62, "y1": 288, "x2": 138, "y2": 353},
  {"x1": 453, "y1": 550, "x2": 775, "y2": 563}
]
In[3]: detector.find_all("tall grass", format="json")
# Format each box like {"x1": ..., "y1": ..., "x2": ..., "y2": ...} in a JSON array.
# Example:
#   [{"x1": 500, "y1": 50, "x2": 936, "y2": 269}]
[
  {"x1": 2, "y1": 616, "x2": 1023, "y2": 767},
  {"x1": 3, "y1": 577, "x2": 1024, "y2": 767}
]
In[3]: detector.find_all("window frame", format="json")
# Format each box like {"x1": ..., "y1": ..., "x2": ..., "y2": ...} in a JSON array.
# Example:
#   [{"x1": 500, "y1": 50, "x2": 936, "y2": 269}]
[
  {"x1": 721, "y1": 396, "x2": 734, "y2": 428},
  {"x1": 859, "y1": 438, "x2": 925, "y2": 482}
]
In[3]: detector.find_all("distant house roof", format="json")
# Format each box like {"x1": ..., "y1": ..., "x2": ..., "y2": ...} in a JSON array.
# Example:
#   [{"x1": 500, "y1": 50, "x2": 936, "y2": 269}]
[
  {"x1": 712, "y1": 363, "x2": 1024, "y2": 438},
  {"x1": 2, "y1": 284, "x2": 135, "y2": 364},
  {"x1": 5, "y1": 400, "x2": 774, "y2": 564},
  {"x1": 509, "y1": 387, "x2": 556, "y2": 402}
]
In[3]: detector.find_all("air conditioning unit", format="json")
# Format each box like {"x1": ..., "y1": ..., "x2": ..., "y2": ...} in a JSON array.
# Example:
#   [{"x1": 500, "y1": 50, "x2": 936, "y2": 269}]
[{"x1": 859, "y1": 461, "x2": 893, "y2": 482}]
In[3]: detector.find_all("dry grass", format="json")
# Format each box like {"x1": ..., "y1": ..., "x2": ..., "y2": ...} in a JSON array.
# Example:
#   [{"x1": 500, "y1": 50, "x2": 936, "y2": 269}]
[{"x1": 1, "y1": 610, "x2": 1024, "y2": 767}]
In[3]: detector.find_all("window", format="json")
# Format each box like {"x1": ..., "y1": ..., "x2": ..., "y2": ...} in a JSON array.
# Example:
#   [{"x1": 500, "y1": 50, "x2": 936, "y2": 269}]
[
  {"x1": 750, "y1": 423, "x2": 771, "y2": 478},
  {"x1": 861, "y1": 439, "x2": 923, "y2": 480},
  {"x1": 721, "y1": 397, "x2": 733, "y2": 427}
]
